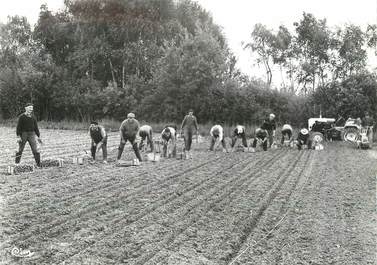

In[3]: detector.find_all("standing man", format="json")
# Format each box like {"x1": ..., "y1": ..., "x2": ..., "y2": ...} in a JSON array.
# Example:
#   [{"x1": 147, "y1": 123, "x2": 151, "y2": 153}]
[
  {"x1": 117, "y1": 113, "x2": 142, "y2": 162},
  {"x1": 139, "y1": 125, "x2": 154, "y2": 152},
  {"x1": 161, "y1": 126, "x2": 177, "y2": 158},
  {"x1": 281, "y1": 123, "x2": 293, "y2": 146},
  {"x1": 231, "y1": 125, "x2": 248, "y2": 151},
  {"x1": 263, "y1": 113, "x2": 276, "y2": 148},
  {"x1": 362, "y1": 111, "x2": 374, "y2": 145},
  {"x1": 209, "y1": 124, "x2": 227, "y2": 152},
  {"x1": 15, "y1": 103, "x2": 42, "y2": 167},
  {"x1": 89, "y1": 121, "x2": 107, "y2": 163},
  {"x1": 180, "y1": 109, "x2": 198, "y2": 159}
]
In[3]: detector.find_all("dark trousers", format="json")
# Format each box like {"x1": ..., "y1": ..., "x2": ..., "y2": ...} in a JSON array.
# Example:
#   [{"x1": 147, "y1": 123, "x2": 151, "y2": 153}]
[
  {"x1": 117, "y1": 134, "x2": 142, "y2": 161},
  {"x1": 15, "y1": 132, "x2": 40, "y2": 165},
  {"x1": 281, "y1": 129, "x2": 292, "y2": 144},
  {"x1": 183, "y1": 130, "x2": 194, "y2": 151},
  {"x1": 91, "y1": 137, "x2": 108, "y2": 160},
  {"x1": 163, "y1": 140, "x2": 177, "y2": 157},
  {"x1": 297, "y1": 137, "x2": 312, "y2": 150},
  {"x1": 231, "y1": 133, "x2": 247, "y2": 148},
  {"x1": 209, "y1": 136, "x2": 226, "y2": 151},
  {"x1": 267, "y1": 130, "x2": 274, "y2": 147},
  {"x1": 139, "y1": 132, "x2": 154, "y2": 152},
  {"x1": 252, "y1": 137, "x2": 268, "y2": 151}
]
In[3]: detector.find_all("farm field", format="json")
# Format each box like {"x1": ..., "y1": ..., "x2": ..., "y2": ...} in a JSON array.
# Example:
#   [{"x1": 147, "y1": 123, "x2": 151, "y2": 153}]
[{"x1": 0, "y1": 126, "x2": 376, "y2": 265}]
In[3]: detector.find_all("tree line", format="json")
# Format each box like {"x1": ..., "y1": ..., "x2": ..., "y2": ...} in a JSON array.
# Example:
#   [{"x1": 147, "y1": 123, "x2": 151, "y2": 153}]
[{"x1": 0, "y1": 0, "x2": 376, "y2": 127}]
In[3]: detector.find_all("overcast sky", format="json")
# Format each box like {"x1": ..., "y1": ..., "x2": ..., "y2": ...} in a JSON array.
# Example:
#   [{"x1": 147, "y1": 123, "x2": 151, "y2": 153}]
[{"x1": 1, "y1": 0, "x2": 376, "y2": 85}]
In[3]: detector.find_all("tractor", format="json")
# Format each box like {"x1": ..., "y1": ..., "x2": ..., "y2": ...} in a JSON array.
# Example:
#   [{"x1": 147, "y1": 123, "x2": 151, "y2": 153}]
[{"x1": 343, "y1": 118, "x2": 371, "y2": 149}]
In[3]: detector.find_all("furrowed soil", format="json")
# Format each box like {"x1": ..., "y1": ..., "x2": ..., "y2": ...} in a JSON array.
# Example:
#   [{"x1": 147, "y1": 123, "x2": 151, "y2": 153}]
[{"x1": 0, "y1": 126, "x2": 375, "y2": 265}]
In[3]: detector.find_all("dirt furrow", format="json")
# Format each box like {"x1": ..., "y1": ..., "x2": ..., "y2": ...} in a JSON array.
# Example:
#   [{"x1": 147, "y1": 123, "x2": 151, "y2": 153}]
[
  {"x1": 228, "y1": 150, "x2": 313, "y2": 264},
  {"x1": 7, "y1": 153, "x2": 225, "y2": 248},
  {"x1": 54, "y1": 152, "x2": 271, "y2": 264},
  {"x1": 115, "y1": 151, "x2": 290, "y2": 265},
  {"x1": 145, "y1": 150, "x2": 306, "y2": 264}
]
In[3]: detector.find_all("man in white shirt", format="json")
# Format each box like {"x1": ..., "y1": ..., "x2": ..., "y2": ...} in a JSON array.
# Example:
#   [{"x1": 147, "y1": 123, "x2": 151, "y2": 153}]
[
  {"x1": 138, "y1": 125, "x2": 154, "y2": 152},
  {"x1": 231, "y1": 125, "x2": 248, "y2": 151},
  {"x1": 281, "y1": 123, "x2": 293, "y2": 145},
  {"x1": 161, "y1": 126, "x2": 177, "y2": 158},
  {"x1": 209, "y1": 125, "x2": 227, "y2": 152}
]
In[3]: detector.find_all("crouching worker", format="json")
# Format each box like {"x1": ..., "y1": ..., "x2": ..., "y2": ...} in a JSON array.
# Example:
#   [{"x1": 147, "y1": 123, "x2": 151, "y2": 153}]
[
  {"x1": 297, "y1": 128, "x2": 311, "y2": 150},
  {"x1": 139, "y1": 125, "x2": 154, "y2": 152},
  {"x1": 15, "y1": 103, "x2": 42, "y2": 167},
  {"x1": 89, "y1": 121, "x2": 107, "y2": 163},
  {"x1": 250, "y1": 127, "x2": 268, "y2": 152},
  {"x1": 117, "y1": 113, "x2": 142, "y2": 162},
  {"x1": 161, "y1": 126, "x2": 177, "y2": 158},
  {"x1": 209, "y1": 125, "x2": 227, "y2": 152},
  {"x1": 231, "y1": 125, "x2": 248, "y2": 151},
  {"x1": 281, "y1": 123, "x2": 293, "y2": 146}
]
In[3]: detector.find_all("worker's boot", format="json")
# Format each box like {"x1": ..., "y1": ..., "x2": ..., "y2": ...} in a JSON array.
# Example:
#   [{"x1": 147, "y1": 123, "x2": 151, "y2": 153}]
[
  {"x1": 91, "y1": 146, "x2": 96, "y2": 160},
  {"x1": 15, "y1": 152, "x2": 22, "y2": 164},
  {"x1": 34, "y1": 152, "x2": 41, "y2": 168}
]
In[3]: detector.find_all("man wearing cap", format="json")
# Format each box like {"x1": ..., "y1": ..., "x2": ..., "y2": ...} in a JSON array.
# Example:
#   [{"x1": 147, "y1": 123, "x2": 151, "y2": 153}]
[
  {"x1": 88, "y1": 121, "x2": 108, "y2": 163},
  {"x1": 15, "y1": 103, "x2": 42, "y2": 167},
  {"x1": 281, "y1": 123, "x2": 293, "y2": 146},
  {"x1": 231, "y1": 125, "x2": 248, "y2": 151},
  {"x1": 209, "y1": 124, "x2": 227, "y2": 152},
  {"x1": 117, "y1": 113, "x2": 142, "y2": 162},
  {"x1": 161, "y1": 125, "x2": 177, "y2": 157},
  {"x1": 263, "y1": 113, "x2": 276, "y2": 148},
  {"x1": 180, "y1": 109, "x2": 199, "y2": 159},
  {"x1": 297, "y1": 128, "x2": 312, "y2": 150},
  {"x1": 138, "y1": 125, "x2": 154, "y2": 152}
]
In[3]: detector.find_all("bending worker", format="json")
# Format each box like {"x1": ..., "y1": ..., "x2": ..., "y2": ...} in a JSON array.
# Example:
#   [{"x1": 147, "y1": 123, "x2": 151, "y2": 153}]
[
  {"x1": 231, "y1": 125, "x2": 248, "y2": 151},
  {"x1": 117, "y1": 113, "x2": 142, "y2": 162},
  {"x1": 89, "y1": 121, "x2": 108, "y2": 163},
  {"x1": 138, "y1": 124, "x2": 154, "y2": 152},
  {"x1": 281, "y1": 123, "x2": 293, "y2": 146},
  {"x1": 251, "y1": 124, "x2": 268, "y2": 152},
  {"x1": 209, "y1": 124, "x2": 227, "y2": 152},
  {"x1": 161, "y1": 125, "x2": 177, "y2": 158}
]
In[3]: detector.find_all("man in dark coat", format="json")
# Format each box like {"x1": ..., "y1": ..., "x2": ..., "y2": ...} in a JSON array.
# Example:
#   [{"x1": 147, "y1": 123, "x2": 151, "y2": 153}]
[{"x1": 15, "y1": 103, "x2": 42, "y2": 167}]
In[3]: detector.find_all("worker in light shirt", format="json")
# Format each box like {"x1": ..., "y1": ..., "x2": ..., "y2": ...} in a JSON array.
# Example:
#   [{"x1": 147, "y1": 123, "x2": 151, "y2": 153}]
[
  {"x1": 138, "y1": 125, "x2": 154, "y2": 152},
  {"x1": 209, "y1": 125, "x2": 227, "y2": 152},
  {"x1": 161, "y1": 125, "x2": 177, "y2": 158},
  {"x1": 117, "y1": 113, "x2": 142, "y2": 162},
  {"x1": 231, "y1": 125, "x2": 248, "y2": 151},
  {"x1": 280, "y1": 123, "x2": 293, "y2": 145}
]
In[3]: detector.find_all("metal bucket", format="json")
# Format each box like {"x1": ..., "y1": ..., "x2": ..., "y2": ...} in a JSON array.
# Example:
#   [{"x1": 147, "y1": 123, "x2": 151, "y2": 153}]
[
  {"x1": 147, "y1": 153, "x2": 160, "y2": 162},
  {"x1": 7, "y1": 166, "x2": 14, "y2": 175}
]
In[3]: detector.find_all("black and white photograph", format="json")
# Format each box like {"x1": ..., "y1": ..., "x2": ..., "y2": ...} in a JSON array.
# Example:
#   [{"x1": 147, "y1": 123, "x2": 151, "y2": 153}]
[{"x1": 0, "y1": 0, "x2": 376, "y2": 264}]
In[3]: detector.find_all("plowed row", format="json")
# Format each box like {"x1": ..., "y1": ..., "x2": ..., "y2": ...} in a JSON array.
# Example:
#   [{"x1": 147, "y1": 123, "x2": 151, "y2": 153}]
[{"x1": 0, "y1": 126, "x2": 375, "y2": 265}]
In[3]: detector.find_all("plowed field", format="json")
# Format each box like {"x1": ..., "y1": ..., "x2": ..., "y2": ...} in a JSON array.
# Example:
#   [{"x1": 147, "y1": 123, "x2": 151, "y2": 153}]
[{"x1": 0, "y1": 127, "x2": 375, "y2": 265}]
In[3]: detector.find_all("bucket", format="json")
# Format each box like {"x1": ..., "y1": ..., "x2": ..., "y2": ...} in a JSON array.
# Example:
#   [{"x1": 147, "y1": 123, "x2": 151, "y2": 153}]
[
  {"x1": 7, "y1": 166, "x2": 14, "y2": 175},
  {"x1": 147, "y1": 152, "x2": 160, "y2": 162},
  {"x1": 314, "y1": 144, "x2": 324, "y2": 150}
]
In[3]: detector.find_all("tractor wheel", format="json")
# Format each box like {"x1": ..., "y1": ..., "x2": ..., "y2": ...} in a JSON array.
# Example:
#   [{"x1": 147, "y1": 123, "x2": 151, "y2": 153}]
[
  {"x1": 310, "y1": 132, "x2": 324, "y2": 144},
  {"x1": 344, "y1": 128, "x2": 359, "y2": 142}
]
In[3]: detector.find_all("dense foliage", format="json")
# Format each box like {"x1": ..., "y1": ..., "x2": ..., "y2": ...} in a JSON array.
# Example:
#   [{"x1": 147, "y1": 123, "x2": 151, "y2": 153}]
[{"x1": 0, "y1": 0, "x2": 375, "y2": 127}]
